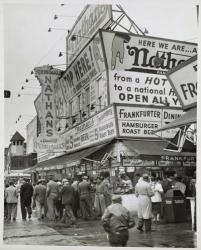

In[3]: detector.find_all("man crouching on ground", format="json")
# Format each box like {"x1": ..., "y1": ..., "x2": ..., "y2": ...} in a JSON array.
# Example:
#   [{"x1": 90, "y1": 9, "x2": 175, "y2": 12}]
[{"x1": 101, "y1": 195, "x2": 135, "y2": 247}]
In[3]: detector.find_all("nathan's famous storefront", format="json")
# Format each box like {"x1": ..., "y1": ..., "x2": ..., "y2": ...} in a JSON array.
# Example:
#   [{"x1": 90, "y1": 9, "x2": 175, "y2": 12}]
[{"x1": 30, "y1": 104, "x2": 196, "y2": 185}]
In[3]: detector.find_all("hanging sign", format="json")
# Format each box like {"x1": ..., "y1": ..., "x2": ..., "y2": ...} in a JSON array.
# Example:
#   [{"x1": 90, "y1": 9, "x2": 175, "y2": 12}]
[{"x1": 166, "y1": 55, "x2": 197, "y2": 110}]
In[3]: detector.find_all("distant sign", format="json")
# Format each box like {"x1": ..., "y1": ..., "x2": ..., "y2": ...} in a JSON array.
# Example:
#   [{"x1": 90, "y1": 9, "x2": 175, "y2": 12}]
[
  {"x1": 66, "y1": 5, "x2": 112, "y2": 64},
  {"x1": 109, "y1": 70, "x2": 180, "y2": 107},
  {"x1": 166, "y1": 55, "x2": 197, "y2": 110},
  {"x1": 117, "y1": 105, "x2": 183, "y2": 138},
  {"x1": 101, "y1": 30, "x2": 197, "y2": 74}
]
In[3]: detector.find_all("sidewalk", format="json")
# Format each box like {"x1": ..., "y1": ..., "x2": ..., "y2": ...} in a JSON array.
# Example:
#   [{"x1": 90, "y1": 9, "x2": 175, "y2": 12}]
[{"x1": 3, "y1": 212, "x2": 197, "y2": 247}]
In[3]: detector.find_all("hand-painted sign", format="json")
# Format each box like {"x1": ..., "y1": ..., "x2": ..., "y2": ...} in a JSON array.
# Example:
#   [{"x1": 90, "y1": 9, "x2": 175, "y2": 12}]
[
  {"x1": 166, "y1": 55, "x2": 197, "y2": 110},
  {"x1": 61, "y1": 33, "x2": 105, "y2": 101},
  {"x1": 66, "y1": 5, "x2": 112, "y2": 64},
  {"x1": 109, "y1": 70, "x2": 180, "y2": 107},
  {"x1": 62, "y1": 106, "x2": 116, "y2": 152},
  {"x1": 101, "y1": 30, "x2": 197, "y2": 74},
  {"x1": 117, "y1": 105, "x2": 183, "y2": 138}
]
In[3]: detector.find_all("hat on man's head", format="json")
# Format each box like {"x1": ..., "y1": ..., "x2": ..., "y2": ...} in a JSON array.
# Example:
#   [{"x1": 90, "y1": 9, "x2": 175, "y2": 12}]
[
  {"x1": 62, "y1": 178, "x2": 68, "y2": 183},
  {"x1": 82, "y1": 176, "x2": 88, "y2": 179},
  {"x1": 142, "y1": 173, "x2": 149, "y2": 180},
  {"x1": 112, "y1": 194, "x2": 122, "y2": 202}
]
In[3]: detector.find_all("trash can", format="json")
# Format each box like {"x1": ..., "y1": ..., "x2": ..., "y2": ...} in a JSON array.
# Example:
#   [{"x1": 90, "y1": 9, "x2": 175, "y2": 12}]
[{"x1": 164, "y1": 189, "x2": 187, "y2": 223}]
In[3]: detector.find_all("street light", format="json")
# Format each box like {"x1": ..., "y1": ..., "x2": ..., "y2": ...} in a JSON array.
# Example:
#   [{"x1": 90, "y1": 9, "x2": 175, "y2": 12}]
[
  {"x1": 70, "y1": 34, "x2": 90, "y2": 41},
  {"x1": 58, "y1": 51, "x2": 76, "y2": 57},
  {"x1": 54, "y1": 14, "x2": 76, "y2": 20},
  {"x1": 21, "y1": 86, "x2": 40, "y2": 90}
]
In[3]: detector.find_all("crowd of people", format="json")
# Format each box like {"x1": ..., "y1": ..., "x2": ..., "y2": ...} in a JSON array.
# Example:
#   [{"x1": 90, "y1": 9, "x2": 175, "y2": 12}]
[{"x1": 4, "y1": 170, "x2": 196, "y2": 247}]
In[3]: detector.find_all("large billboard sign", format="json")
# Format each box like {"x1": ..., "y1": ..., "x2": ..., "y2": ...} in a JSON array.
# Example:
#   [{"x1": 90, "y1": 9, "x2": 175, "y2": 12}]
[
  {"x1": 101, "y1": 30, "x2": 197, "y2": 74},
  {"x1": 109, "y1": 70, "x2": 181, "y2": 107},
  {"x1": 116, "y1": 105, "x2": 183, "y2": 139},
  {"x1": 61, "y1": 33, "x2": 105, "y2": 101},
  {"x1": 62, "y1": 106, "x2": 117, "y2": 152},
  {"x1": 66, "y1": 5, "x2": 112, "y2": 64},
  {"x1": 166, "y1": 55, "x2": 197, "y2": 110}
]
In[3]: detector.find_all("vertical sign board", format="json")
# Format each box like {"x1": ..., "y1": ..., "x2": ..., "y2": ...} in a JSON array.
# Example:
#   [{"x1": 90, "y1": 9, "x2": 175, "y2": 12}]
[
  {"x1": 34, "y1": 66, "x2": 66, "y2": 153},
  {"x1": 166, "y1": 55, "x2": 197, "y2": 110},
  {"x1": 26, "y1": 116, "x2": 37, "y2": 154},
  {"x1": 117, "y1": 105, "x2": 184, "y2": 139},
  {"x1": 66, "y1": 5, "x2": 112, "y2": 64},
  {"x1": 101, "y1": 30, "x2": 197, "y2": 74},
  {"x1": 34, "y1": 93, "x2": 44, "y2": 134}
]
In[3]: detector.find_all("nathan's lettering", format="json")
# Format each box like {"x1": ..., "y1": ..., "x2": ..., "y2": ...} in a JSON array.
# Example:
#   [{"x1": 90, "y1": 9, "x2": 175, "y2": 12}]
[{"x1": 126, "y1": 46, "x2": 186, "y2": 70}]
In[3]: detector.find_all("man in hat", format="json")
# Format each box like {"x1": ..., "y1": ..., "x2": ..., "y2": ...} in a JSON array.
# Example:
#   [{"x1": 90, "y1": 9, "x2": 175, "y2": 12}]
[
  {"x1": 60, "y1": 179, "x2": 76, "y2": 226},
  {"x1": 33, "y1": 179, "x2": 46, "y2": 220},
  {"x1": 78, "y1": 176, "x2": 92, "y2": 220},
  {"x1": 46, "y1": 176, "x2": 59, "y2": 220},
  {"x1": 20, "y1": 178, "x2": 34, "y2": 220},
  {"x1": 102, "y1": 194, "x2": 135, "y2": 247},
  {"x1": 135, "y1": 173, "x2": 154, "y2": 232}
]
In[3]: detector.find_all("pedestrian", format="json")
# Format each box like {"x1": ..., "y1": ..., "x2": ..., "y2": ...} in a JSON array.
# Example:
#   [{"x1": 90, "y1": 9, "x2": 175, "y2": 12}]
[
  {"x1": 20, "y1": 178, "x2": 34, "y2": 221},
  {"x1": 5, "y1": 181, "x2": 19, "y2": 221},
  {"x1": 174, "y1": 176, "x2": 186, "y2": 195},
  {"x1": 32, "y1": 179, "x2": 46, "y2": 220},
  {"x1": 135, "y1": 173, "x2": 154, "y2": 232},
  {"x1": 57, "y1": 181, "x2": 63, "y2": 219},
  {"x1": 4, "y1": 183, "x2": 9, "y2": 220},
  {"x1": 150, "y1": 176, "x2": 163, "y2": 224},
  {"x1": 102, "y1": 171, "x2": 112, "y2": 207},
  {"x1": 60, "y1": 180, "x2": 76, "y2": 226},
  {"x1": 94, "y1": 176, "x2": 106, "y2": 217},
  {"x1": 72, "y1": 177, "x2": 80, "y2": 218},
  {"x1": 78, "y1": 175, "x2": 92, "y2": 220},
  {"x1": 46, "y1": 176, "x2": 59, "y2": 221},
  {"x1": 102, "y1": 195, "x2": 135, "y2": 247}
]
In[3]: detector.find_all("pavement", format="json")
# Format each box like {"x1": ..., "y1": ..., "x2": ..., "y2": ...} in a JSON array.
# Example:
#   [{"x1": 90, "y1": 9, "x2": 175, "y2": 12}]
[{"x1": 3, "y1": 209, "x2": 197, "y2": 247}]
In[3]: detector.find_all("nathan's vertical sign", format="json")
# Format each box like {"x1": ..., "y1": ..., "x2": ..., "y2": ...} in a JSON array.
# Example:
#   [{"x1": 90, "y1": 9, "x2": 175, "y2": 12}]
[
  {"x1": 166, "y1": 55, "x2": 197, "y2": 110},
  {"x1": 33, "y1": 66, "x2": 66, "y2": 155},
  {"x1": 35, "y1": 66, "x2": 61, "y2": 138}
]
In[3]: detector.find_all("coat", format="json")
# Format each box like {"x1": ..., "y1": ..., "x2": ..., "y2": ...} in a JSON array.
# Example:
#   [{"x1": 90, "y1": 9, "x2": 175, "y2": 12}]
[
  {"x1": 135, "y1": 180, "x2": 154, "y2": 219},
  {"x1": 61, "y1": 185, "x2": 74, "y2": 205},
  {"x1": 5, "y1": 185, "x2": 18, "y2": 203},
  {"x1": 20, "y1": 182, "x2": 33, "y2": 202},
  {"x1": 33, "y1": 184, "x2": 46, "y2": 204}
]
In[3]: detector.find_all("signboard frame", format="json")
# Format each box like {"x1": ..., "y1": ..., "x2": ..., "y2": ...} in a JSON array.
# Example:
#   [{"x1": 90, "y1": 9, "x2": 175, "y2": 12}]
[{"x1": 166, "y1": 55, "x2": 197, "y2": 110}]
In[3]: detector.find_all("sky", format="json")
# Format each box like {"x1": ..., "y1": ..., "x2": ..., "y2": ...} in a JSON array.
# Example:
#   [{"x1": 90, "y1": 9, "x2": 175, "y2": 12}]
[{"x1": 2, "y1": 0, "x2": 199, "y2": 148}]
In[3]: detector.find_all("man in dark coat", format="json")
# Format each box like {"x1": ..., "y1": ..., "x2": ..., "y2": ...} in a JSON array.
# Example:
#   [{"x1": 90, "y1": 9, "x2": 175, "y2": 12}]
[
  {"x1": 60, "y1": 180, "x2": 76, "y2": 226},
  {"x1": 78, "y1": 176, "x2": 92, "y2": 220},
  {"x1": 20, "y1": 178, "x2": 34, "y2": 220}
]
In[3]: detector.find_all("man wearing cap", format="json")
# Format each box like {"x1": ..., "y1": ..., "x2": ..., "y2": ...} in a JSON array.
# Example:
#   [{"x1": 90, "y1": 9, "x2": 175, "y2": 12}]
[
  {"x1": 135, "y1": 173, "x2": 154, "y2": 232},
  {"x1": 60, "y1": 180, "x2": 76, "y2": 226},
  {"x1": 102, "y1": 195, "x2": 135, "y2": 247},
  {"x1": 78, "y1": 176, "x2": 92, "y2": 220},
  {"x1": 33, "y1": 179, "x2": 46, "y2": 220},
  {"x1": 20, "y1": 178, "x2": 34, "y2": 220}
]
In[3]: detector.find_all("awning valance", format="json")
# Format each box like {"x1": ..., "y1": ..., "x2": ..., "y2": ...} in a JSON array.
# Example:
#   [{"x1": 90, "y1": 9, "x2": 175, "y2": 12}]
[
  {"x1": 34, "y1": 142, "x2": 110, "y2": 171},
  {"x1": 155, "y1": 107, "x2": 196, "y2": 132},
  {"x1": 122, "y1": 139, "x2": 196, "y2": 161}
]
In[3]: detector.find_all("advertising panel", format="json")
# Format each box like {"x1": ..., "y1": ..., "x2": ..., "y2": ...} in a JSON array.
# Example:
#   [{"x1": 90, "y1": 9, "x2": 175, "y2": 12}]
[
  {"x1": 166, "y1": 55, "x2": 197, "y2": 110},
  {"x1": 101, "y1": 30, "x2": 197, "y2": 74},
  {"x1": 66, "y1": 5, "x2": 112, "y2": 64},
  {"x1": 61, "y1": 33, "x2": 105, "y2": 101},
  {"x1": 34, "y1": 94, "x2": 43, "y2": 133},
  {"x1": 117, "y1": 105, "x2": 183, "y2": 138},
  {"x1": 109, "y1": 70, "x2": 180, "y2": 107},
  {"x1": 62, "y1": 106, "x2": 117, "y2": 152},
  {"x1": 34, "y1": 66, "x2": 65, "y2": 153}
]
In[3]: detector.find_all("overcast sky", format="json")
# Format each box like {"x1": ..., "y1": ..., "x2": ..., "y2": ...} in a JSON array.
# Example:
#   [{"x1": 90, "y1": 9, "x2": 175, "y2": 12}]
[{"x1": 2, "y1": 0, "x2": 198, "y2": 147}]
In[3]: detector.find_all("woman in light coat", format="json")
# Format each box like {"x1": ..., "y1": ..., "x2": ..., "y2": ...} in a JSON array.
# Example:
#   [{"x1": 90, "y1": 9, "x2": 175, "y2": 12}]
[{"x1": 135, "y1": 174, "x2": 154, "y2": 232}]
